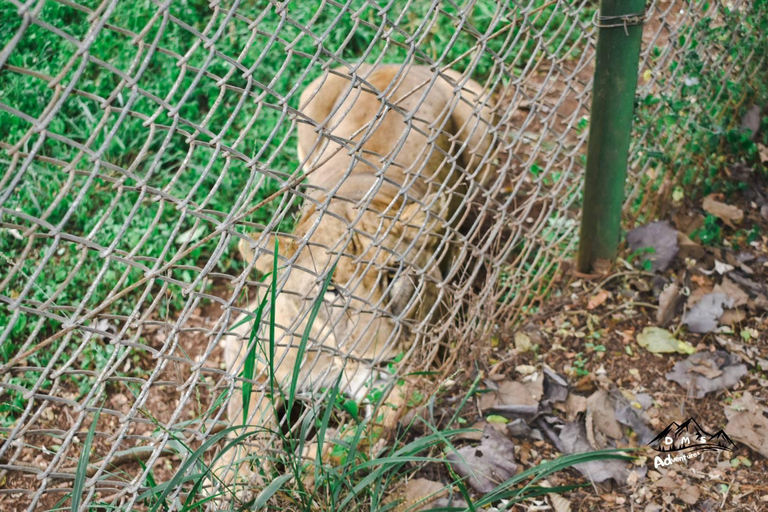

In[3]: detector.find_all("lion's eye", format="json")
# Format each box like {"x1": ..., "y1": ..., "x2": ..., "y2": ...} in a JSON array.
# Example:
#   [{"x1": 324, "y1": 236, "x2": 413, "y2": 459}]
[{"x1": 384, "y1": 268, "x2": 399, "y2": 290}]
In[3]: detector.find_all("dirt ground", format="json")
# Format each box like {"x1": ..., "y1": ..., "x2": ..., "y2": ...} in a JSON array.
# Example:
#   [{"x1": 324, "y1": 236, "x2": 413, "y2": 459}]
[
  {"x1": 405, "y1": 158, "x2": 768, "y2": 510},
  {"x1": 3, "y1": 163, "x2": 767, "y2": 512},
  {"x1": 0, "y1": 290, "x2": 229, "y2": 511}
]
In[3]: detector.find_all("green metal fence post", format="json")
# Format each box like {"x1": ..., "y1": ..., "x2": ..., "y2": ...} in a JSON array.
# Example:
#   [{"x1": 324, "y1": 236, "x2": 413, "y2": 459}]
[{"x1": 577, "y1": 0, "x2": 646, "y2": 273}]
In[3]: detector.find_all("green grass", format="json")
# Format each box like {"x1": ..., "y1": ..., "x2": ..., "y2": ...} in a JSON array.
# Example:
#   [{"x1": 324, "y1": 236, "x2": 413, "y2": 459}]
[
  {"x1": 0, "y1": 2, "x2": 611, "y2": 507},
  {"x1": 50, "y1": 239, "x2": 631, "y2": 511},
  {"x1": 71, "y1": 406, "x2": 101, "y2": 512},
  {"x1": 0, "y1": 0, "x2": 595, "y2": 425},
  {"x1": 64, "y1": 278, "x2": 630, "y2": 512},
  {"x1": 1, "y1": 5, "x2": 767, "y2": 510}
]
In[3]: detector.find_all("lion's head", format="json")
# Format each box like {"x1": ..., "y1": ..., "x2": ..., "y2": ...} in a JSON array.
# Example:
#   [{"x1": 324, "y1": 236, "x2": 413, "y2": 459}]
[{"x1": 236, "y1": 195, "x2": 444, "y2": 393}]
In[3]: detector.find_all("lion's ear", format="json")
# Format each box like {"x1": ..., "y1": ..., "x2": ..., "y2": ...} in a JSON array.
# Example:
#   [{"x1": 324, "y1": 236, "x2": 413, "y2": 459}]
[{"x1": 238, "y1": 233, "x2": 295, "y2": 276}]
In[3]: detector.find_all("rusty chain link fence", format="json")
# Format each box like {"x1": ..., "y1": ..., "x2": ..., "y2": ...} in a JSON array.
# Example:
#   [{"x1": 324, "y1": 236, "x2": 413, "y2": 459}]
[{"x1": 1, "y1": 0, "x2": 766, "y2": 509}]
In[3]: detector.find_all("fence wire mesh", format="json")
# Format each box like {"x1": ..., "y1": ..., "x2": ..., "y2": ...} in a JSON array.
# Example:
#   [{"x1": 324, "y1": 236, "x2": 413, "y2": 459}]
[{"x1": 0, "y1": 0, "x2": 765, "y2": 509}]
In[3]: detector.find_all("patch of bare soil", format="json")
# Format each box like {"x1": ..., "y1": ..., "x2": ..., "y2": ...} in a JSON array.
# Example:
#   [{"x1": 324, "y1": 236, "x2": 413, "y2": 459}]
[{"x1": 0, "y1": 281, "x2": 233, "y2": 511}]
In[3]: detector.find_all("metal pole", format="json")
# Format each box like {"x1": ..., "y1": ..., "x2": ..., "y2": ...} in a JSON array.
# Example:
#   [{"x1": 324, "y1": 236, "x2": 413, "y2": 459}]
[{"x1": 577, "y1": 0, "x2": 646, "y2": 273}]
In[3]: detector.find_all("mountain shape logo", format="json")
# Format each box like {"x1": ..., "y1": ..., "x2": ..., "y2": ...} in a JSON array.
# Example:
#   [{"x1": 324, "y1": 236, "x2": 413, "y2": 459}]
[{"x1": 648, "y1": 417, "x2": 733, "y2": 453}]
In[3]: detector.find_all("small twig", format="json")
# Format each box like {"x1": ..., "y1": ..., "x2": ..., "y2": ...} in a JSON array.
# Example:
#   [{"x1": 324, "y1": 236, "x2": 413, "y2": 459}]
[
  {"x1": 592, "y1": 270, "x2": 655, "y2": 294},
  {"x1": 573, "y1": 301, "x2": 658, "y2": 334},
  {"x1": 595, "y1": 301, "x2": 657, "y2": 322},
  {"x1": 719, "y1": 473, "x2": 736, "y2": 509}
]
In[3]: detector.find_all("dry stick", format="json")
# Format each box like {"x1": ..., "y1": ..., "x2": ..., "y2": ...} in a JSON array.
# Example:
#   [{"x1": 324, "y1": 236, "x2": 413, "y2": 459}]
[
  {"x1": 591, "y1": 269, "x2": 655, "y2": 295},
  {"x1": 593, "y1": 300, "x2": 658, "y2": 323},
  {"x1": 719, "y1": 473, "x2": 737, "y2": 509}
]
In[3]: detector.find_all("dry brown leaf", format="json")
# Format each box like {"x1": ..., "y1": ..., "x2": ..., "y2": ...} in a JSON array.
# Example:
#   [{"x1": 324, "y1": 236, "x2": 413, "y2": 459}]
[
  {"x1": 566, "y1": 394, "x2": 587, "y2": 422},
  {"x1": 445, "y1": 425, "x2": 518, "y2": 493},
  {"x1": 479, "y1": 390, "x2": 499, "y2": 411},
  {"x1": 702, "y1": 195, "x2": 743, "y2": 226},
  {"x1": 548, "y1": 490, "x2": 572, "y2": 512},
  {"x1": 714, "y1": 277, "x2": 749, "y2": 307},
  {"x1": 652, "y1": 475, "x2": 680, "y2": 490},
  {"x1": 587, "y1": 289, "x2": 610, "y2": 310},
  {"x1": 497, "y1": 380, "x2": 537, "y2": 407},
  {"x1": 673, "y1": 211, "x2": 705, "y2": 235},
  {"x1": 626, "y1": 221, "x2": 679, "y2": 272},
  {"x1": 724, "y1": 391, "x2": 768, "y2": 458},
  {"x1": 677, "y1": 232, "x2": 705, "y2": 260},
  {"x1": 740, "y1": 104, "x2": 762, "y2": 139},
  {"x1": 689, "y1": 276, "x2": 711, "y2": 289},
  {"x1": 689, "y1": 363, "x2": 723, "y2": 379},
  {"x1": 666, "y1": 351, "x2": 747, "y2": 398},
  {"x1": 725, "y1": 390, "x2": 763, "y2": 417},
  {"x1": 715, "y1": 335, "x2": 756, "y2": 365},
  {"x1": 524, "y1": 372, "x2": 544, "y2": 402},
  {"x1": 719, "y1": 308, "x2": 747, "y2": 325},
  {"x1": 656, "y1": 283, "x2": 681, "y2": 326},
  {"x1": 514, "y1": 331, "x2": 533, "y2": 352},
  {"x1": 515, "y1": 364, "x2": 536, "y2": 376},
  {"x1": 558, "y1": 422, "x2": 632, "y2": 484},
  {"x1": 587, "y1": 390, "x2": 623, "y2": 440},
  {"x1": 636, "y1": 326, "x2": 695, "y2": 354},
  {"x1": 572, "y1": 375, "x2": 597, "y2": 394},
  {"x1": 387, "y1": 478, "x2": 448, "y2": 512},
  {"x1": 677, "y1": 484, "x2": 701, "y2": 505},
  {"x1": 586, "y1": 410, "x2": 602, "y2": 449},
  {"x1": 683, "y1": 293, "x2": 735, "y2": 333},
  {"x1": 455, "y1": 422, "x2": 487, "y2": 441},
  {"x1": 759, "y1": 143, "x2": 768, "y2": 164},
  {"x1": 620, "y1": 329, "x2": 634, "y2": 344}
]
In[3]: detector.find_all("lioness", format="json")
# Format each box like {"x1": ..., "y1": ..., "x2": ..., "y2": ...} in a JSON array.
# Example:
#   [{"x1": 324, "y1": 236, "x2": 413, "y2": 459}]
[{"x1": 216, "y1": 64, "x2": 494, "y2": 486}]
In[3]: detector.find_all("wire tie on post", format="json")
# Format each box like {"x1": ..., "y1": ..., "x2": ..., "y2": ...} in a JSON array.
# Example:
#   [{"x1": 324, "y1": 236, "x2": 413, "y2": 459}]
[{"x1": 595, "y1": 10, "x2": 647, "y2": 36}]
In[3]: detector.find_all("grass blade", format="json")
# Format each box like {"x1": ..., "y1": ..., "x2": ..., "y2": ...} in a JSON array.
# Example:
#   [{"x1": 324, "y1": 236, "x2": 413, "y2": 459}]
[
  {"x1": 249, "y1": 473, "x2": 293, "y2": 508},
  {"x1": 447, "y1": 372, "x2": 481, "y2": 428},
  {"x1": 136, "y1": 473, "x2": 205, "y2": 503},
  {"x1": 137, "y1": 460, "x2": 165, "y2": 509},
  {"x1": 268, "y1": 235, "x2": 279, "y2": 409},
  {"x1": 242, "y1": 287, "x2": 270, "y2": 426},
  {"x1": 71, "y1": 407, "x2": 101, "y2": 512},
  {"x1": 148, "y1": 427, "x2": 258, "y2": 512},
  {"x1": 486, "y1": 483, "x2": 589, "y2": 505},
  {"x1": 270, "y1": 236, "x2": 278, "y2": 376},
  {"x1": 285, "y1": 265, "x2": 336, "y2": 421},
  {"x1": 474, "y1": 448, "x2": 636, "y2": 507},
  {"x1": 336, "y1": 428, "x2": 474, "y2": 510},
  {"x1": 307, "y1": 375, "x2": 344, "y2": 507}
]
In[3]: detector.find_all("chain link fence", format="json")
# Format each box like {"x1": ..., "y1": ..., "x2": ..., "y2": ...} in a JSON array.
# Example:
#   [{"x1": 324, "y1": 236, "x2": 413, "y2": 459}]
[{"x1": 0, "y1": 0, "x2": 765, "y2": 509}]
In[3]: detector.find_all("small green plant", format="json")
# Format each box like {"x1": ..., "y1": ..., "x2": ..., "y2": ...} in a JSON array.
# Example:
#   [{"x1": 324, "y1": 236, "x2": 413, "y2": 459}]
[
  {"x1": 627, "y1": 246, "x2": 656, "y2": 271},
  {"x1": 585, "y1": 342, "x2": 606, "y2": 352},
  {"x1": 631, "y1": 2, "x2": 768, "y2": 219},
  {"x1": 573, "y1": 352, "x2": 590, "y2": 377},
  {"x1": 692, "y1": 214, "x2": 723, "y2": 246}
]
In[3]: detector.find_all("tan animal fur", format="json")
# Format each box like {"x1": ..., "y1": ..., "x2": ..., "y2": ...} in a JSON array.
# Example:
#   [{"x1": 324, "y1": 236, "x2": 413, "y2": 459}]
[{"x1": 214, "y1": 64, "x2": 494, "y2": 488}]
